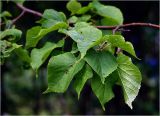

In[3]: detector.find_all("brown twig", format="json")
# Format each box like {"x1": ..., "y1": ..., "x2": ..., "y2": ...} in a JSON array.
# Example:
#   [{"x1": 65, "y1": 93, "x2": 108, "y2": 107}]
[
  {"x1": 1, "y1": 3, "x2": 160, "y2": 31},
  {"x1": 16, "y1": 4, "x2": 42, "y2": 17},
  {"x1": 12, "y1": 10, "x2": 25, "y2": 24},
  {"x1": 96, "y1": 22, "x2": 160, "y2": 30}
]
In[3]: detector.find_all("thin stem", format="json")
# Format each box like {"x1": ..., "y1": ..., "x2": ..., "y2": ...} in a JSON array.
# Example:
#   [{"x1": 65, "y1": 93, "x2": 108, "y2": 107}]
[
  {"x1": 16, "y1": 4, "x2": 42, "y2": 17},
  {"x1": 96, "y1": 22, "x2": 160, "y2": 30},
  {"x1": 12, "y1": 10, "x2": 25, "y2": 24}
]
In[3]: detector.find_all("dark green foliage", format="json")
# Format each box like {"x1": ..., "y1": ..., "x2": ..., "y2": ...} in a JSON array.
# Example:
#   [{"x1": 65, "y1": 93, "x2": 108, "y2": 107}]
[{"x1": 0, "y1": 0, "x2": 142, "y2": 110}]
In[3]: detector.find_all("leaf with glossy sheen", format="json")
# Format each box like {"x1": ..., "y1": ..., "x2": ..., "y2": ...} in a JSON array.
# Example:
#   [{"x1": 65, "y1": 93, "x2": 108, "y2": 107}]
[
  {"x1": 103, "y1": 35, "x2": 138, "y2": 59},
  {"x1": 45, "y1": 53, "x2": 85, "y2": 93},
  {"x1": 91, "y1": 0, "x2": 123, "y2": 24},
  {"x1": 84, "y1": 49, "x2": 118, "y2": 83},
  {"x1": 26, "y1": 22, "x2": 67, "y2": 48},
  {"x1": 74, "y1": 64, "x2": 93, "y2": 99},
  {"x1": 0, "y1": 29, "x2": 22, "y2": 42},
  {"x1": 66, "y1": 22, "x2": 102, "y2": 58},
  {"x1": 31, "y1": 40, "x2": 64, "y2": 73},
  {"x1": 117, "y1": 53, "x2": 142, "y2": 109},
  {"x1": 91, "y1": 72, "x2": 118, "y2": 110},
  {"x1": 67, "y1": 0, "x2": 81, "y2": 14}
]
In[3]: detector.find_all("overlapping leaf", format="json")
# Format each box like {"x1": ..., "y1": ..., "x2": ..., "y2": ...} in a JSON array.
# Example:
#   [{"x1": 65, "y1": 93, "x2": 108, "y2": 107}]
[
  {"x1": 30, "y1": 40, "x2": 64, "y2": 74},
  {"x1": 14, "y1": 47, "x2": 31, "y2": 63},
  {"x1": 84, "y1": 49, "x2": 118, "y2": 84},
  {"x1": 0, "y1": 29, "x2": 22, "y2": 42},
  {"x1": 74, "y1": 64, "x2": 93, "y2": 98},
  {"x1": 117, "y1": 54, "x2": 142, "y2": 109},
  {"x1": 45, "y1": 52, "x2": 85, "y2": 93},
  {"x1": 91, "y1": 72, "x2": 118, "y2": 110},
  {"x1": 26, "y1": 23, "x2": 67, "y2": 49},
  {"x1": 64, "y1": 22, "x2": 103, "y2": 58},
  {"x1": 42, "y1": 9, "x2": 67, "y2": 28},
  {"x1": 25, "y1": 26, "x2": 41, "y2": 49},
  {"x1": 103, "y1": 35, "x2": 138, "y2": 58}
]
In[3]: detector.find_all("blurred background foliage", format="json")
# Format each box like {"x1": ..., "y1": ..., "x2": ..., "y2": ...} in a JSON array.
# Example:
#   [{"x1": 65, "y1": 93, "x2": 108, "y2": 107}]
[{"x1": 1, "y1": 1, "x2": 159, "y2": 115}]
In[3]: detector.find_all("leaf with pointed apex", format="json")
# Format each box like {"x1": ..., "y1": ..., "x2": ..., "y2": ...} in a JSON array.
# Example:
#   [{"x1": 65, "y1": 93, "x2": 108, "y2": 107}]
[
  {"x1": 0, "y1": 29, "x2": 22, "y2": 42},
  {"x1": 84, "y1": 49, "x2": 118, "y2": 84},
  {"x1": 31, "y1": 40, "x2": 64, "y2": 74},
  {"x1": 103, "y1": 35, "x2": 138, "y2": 59},
  {"x1": 65, "y1": 22, "x2": 102, "y2": 58},
  {"x1": 117, "y1": 53, "x2": 142, "y2": 109},
  {"x1": 45, "y1": 53, "x2": 85, "y2": 93},
  {"x1": 91, "y1": 72, "x2": 118, "y2": 110},
  {"x1": 74, "y1": 64, "x2": 93, "y2": 99},
  {"x1": 26, "y1": 22, "x2": 67, "y2": 49},
  {"x1": 67, "y1": 0, "x2": 82, "y2": 15},
  {"x1": 91, "y1": 0, "x2": 123, "y2": 24}
]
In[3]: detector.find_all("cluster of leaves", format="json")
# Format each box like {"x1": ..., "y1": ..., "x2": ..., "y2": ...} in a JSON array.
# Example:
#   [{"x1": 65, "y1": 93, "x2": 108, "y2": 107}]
[{"x1": 0, "y1": 0, "x2": 142, "y2": 110}]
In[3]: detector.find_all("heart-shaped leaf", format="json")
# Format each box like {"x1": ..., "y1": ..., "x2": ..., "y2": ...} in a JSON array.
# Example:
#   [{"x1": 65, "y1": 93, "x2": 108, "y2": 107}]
[
  {"x1": 45, "y1": 52, "x2": 85, "y2": 93},
  {"x1": 84, "y1": 49, "x2": 118, "y2": 84}
]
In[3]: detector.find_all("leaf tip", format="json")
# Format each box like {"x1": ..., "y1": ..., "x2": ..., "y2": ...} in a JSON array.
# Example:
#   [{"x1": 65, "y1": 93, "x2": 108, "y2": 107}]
[
  {"x1": 126, "y1": 100, "x2": 133, "y2": 109},
  {"x1": 102, "y1": 105, "x2": 105, "y2": 111},
  {"x1": 43, "y1": 88, "x2": 50, "y2": 94}
]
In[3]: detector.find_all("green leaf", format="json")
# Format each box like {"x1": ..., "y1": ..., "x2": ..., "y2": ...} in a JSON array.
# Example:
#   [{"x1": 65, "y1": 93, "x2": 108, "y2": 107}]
[
  {"x1": 0, "y1": 29, "x2": 22, "y2": 42},
  {"x1": 84, "y1": 49, "x2": 118, "y2": 84},
  {"x1": 25, "y1": 26, "x2": 41, "y2": 49},
  {"x1": 66, "y1": 22, "x2": 102, "y2": 58},
  {"x1": 71, "y1": 42, "x2": 78, "y2": 54},
  {"x1": 0, "y1": 11, "x2": 12, "y2": 18},
  {"x1": 117, "y1": 53, "x2": 142, "y2": 109},
  {"x1": 91, "y1": 72, "x2": 118, "y2": 110},
  {"x1": 41, "y1": 12, "x2": 66, "y2": 28},
  {"x1": 14, "y1": 47, "x2": 31, "y2": 63},
  {"x1": 68, "y1": 16, "x2": 78, "y2": 24},
  {"x1": 43, "y1": 9, "x2": 66, "y2": 22},
  {"x1": 45, "y1": 52, "x2": 85, "y2": 93},
  {"x1": 78, "y1": 15, "x2": 91, "y2": 22},
  {"x1": 31, "y1": 40, "x2": 64, "y2": 74},
  {"x1": 66, "y1": 0, "x2": 82, "y2": 15},
  {"x1": 103, "y1": 35, "x2": 138, "y2": 59},
  {"x1": 91, "y1": 0, "x2": 123, "y2": 24},
  {"x1": 76, "y1": 6, "x2": 90, "y2": 14},
  {"x1": 74, "y1": 64, "x2": 93, "y2": 99},
  {"x1": 0, "y1": 40, "x2": 22, "y2": 60},
  {"x1": 13, "y1": 0, "x2": 25, "y2": 5},
  {"x1": 26, "y1": 22, "x2": 67, "y2": 49}
]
